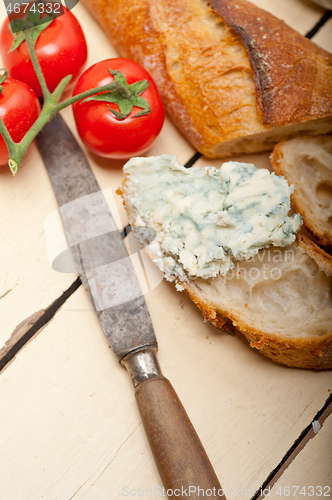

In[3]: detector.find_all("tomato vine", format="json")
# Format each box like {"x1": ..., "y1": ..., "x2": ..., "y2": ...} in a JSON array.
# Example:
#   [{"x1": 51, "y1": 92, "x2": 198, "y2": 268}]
[{"x1": 0, "y1": 3, "x2": 147, "y2": 175}]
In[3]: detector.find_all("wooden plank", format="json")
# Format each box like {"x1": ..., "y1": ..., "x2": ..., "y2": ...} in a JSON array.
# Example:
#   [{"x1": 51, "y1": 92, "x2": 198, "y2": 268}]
[
  {"x1": 0, "y1": 0, "x2": 331, "y2": 498},
  {"x1": 312, "y1": 16, "x2": 332, "y2": 50},
  {"x1": 0, "y1": 282, "x2": 332, "y2": 499},
  {"x1": 0, "y1": 279, "x2": 81, "y2": 371},
  {"x1": 265, "y1": 411, "x2": 332, "y2": 499},
  {"x1": 251, "y1": 395, "x2": 332, "y2": 498},
  {"x1": 0, "y1": 135, "x2": 79, "y2": 350},
  {"x1": 69, "y1": 0, "x2": 332, "y2": 494},
  {"x1": 249, "y1": 0, "x2": 325, "y2": 33},
  {"x1": 305, "y1": 11, "x2": 332, "y2": 39}
]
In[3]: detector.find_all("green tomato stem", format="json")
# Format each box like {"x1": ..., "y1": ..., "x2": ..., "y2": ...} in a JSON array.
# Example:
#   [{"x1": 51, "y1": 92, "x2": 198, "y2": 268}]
[
  {"x1": 24, "y1": 29, "x2": 52, "y2": 102},
  {"x1": 8, "y1": 159, "x2": 19, "y2": 175},
  {"x1": 52, "y1": 74, "x2": 73, "y2": 102},
  {"x1": 0, "y1": 115, "x2": 14, "y2": 151},
  {"x1": 53, "y1": 81, "x2": 121, "y2": 113},
  {"x1": 1, "y1": 21, "x2": 153, "y2": 176},
  {"x1": 1, "y1": 81, "x2": 123, "y2": 175},
  {"x1": 0, "y1": 68, "x2": 9, "y2": 87}
]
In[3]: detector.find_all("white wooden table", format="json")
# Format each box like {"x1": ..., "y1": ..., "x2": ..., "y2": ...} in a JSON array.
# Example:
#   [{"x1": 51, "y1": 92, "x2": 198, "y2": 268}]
[{"x1": 0, "y1": 1, "x2": 331, "y2": 499}]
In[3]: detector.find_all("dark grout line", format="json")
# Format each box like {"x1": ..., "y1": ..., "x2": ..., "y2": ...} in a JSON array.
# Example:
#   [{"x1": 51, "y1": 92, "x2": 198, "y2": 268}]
[
  {"x1": 0, "y1": 223, "x2": 133, "y2": 373},
  {"x1": 0, "y1": 277, "x2": 82, "y2": 373},
  {"x1": 184, "y1": 151, "x2": 202, "y2": 168},
  {"x1": 121, "y1": 224, "x2": 132, "y2": 239},
  {"x1": 305, "y1": 10, "x2": 332, "y2": 39},
  {"x1": 250, "y1": 392, "x2": 332, "y2": 500}
]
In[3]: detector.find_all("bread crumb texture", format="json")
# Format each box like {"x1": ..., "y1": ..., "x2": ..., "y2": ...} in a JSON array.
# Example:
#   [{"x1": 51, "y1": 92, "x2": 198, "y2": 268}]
[
  {"x1": 182, "y1": 234, "x2": 332, "y2": 370},
  {"x1": 271, "y1": 135, "x2": 332, "y2": 248}
]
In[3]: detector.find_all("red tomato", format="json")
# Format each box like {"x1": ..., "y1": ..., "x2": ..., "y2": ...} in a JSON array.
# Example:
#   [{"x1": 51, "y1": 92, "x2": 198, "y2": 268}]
[
  {"x1": 0, "y1": 76, "x2": 40, "y2": 166},
  {"x1": 72, "y1": 59, "x2": 165, "y2": 159},
  {"x1": 0, "y1": 6, "x2": 87, "y2": 97}
]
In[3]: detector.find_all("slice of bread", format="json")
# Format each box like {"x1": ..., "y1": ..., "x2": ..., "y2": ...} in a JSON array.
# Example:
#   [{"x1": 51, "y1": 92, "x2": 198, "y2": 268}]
[
  {"x1": 118, "y1": 166, "x2": 332, "y2": 370},
  {"x1": 179, "y1": 234, "x2": 332, "y2": 370},
  {"x1": 82, "y1": 0, "x2": 332, "y2": 158},
  {"x1": 271, "y1": 135, "x2": 332, "y2": 248}
]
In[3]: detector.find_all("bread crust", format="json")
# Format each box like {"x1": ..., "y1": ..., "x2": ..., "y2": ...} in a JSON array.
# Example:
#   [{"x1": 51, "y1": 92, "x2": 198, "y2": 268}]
[
  {"x1": 82, "y1": 0, "x2": 332, "y2": 157},
  {"x1": 182, "y1": 283, "x2": 332, "y2": 370},
  {"x1": 179, "y1": 234, "x2": 332, "y2": 370},
  {"x1": 210, "y1": 0, "x2": 332, "y2": 126},
  {"x1": 271, "y1": 135, "x2": 332, "y2": 248}
]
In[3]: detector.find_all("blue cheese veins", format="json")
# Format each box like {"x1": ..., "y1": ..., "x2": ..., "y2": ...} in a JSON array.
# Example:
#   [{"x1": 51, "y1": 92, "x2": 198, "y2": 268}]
[{"x1": 122, "y1": 155, "x2": 302, "y2": 282}]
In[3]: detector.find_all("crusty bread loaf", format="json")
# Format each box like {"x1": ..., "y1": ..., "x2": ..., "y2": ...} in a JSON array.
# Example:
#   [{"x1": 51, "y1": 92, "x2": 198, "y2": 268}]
[
  {"x1": 118, "y1": 174, "x2": 332, "y2": 370},
  {"x1": 82, "y1": 0, "x2": 332, "y2": 158},
  {"x1": 271, "y1": 135, "x2": 332, "y2": 248}
]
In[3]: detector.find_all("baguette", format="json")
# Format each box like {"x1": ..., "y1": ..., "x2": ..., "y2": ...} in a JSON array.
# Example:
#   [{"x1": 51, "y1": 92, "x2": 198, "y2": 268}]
[
  {"x1": 271, "y1": 135, "x2": 332, "y2": 248},
  {"x1": 81, "y1": 0, "x2": 332, "y2": 158},
  {"x1": 117, "y1": 157, "x2": 332, "y2": 370}
]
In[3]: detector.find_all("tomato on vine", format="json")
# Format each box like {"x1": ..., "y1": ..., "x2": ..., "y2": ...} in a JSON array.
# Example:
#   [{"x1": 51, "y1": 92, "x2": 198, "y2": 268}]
[
  {"x1": 0, "y1": 70, "x2": 40, "y2": 166},
  {"x1": 72, "y1": 58, "x2": 165, "y2": 159},
  {"x1": 0, "y1": 6, "x2": 164, "y2": 174},
  {"x1": 0, "y1": 3, "x2": 87, "y2": 97}
]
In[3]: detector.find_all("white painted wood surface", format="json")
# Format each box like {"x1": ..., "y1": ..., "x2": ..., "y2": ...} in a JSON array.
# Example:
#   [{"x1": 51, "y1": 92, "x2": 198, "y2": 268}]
[
  {"x1": 272, "y1": 415, "x2": 332, "y2": 499},
  {"x1": 247, "y1": 0, "x2": 325, "y2": 31},
  {"x1": 0, "y1": 0, "x2": 77, "y2": 349},
  {"x1": 1, "y1": 286, "x2": 331, "y2": 499},
  {"x1": 312, "y1": 16, "x2": 332, "y2": 50},
  {"x1": 0, "y1": 1, "x2": 331, "y2": 499}
]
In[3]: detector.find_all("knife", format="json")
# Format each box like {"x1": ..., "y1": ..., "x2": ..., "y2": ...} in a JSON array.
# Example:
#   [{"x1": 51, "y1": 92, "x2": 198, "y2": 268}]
[{"x1": 36, "y1": 113, "x2": 226, "y2": 500}]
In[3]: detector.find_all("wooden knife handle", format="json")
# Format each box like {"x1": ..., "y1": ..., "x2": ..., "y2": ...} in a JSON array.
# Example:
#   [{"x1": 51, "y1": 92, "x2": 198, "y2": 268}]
[{"x1": 135, "y1": 376, "x2": 226, "y2": 499}]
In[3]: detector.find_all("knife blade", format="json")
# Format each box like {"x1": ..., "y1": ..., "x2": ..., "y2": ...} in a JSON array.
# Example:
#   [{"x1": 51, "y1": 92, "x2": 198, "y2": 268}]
[{"x1": 36, "y1": 113, "x2": 226, "y2": 500}]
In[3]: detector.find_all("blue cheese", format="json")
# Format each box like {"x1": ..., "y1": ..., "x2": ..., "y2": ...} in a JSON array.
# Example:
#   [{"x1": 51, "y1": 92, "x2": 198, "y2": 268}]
[{"x1": 122, "y1": 155, "x2": 302, "y2": 282}]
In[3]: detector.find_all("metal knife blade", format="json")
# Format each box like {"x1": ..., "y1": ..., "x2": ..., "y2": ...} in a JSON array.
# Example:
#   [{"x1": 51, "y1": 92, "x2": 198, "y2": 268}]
[
  {"x1": 36, "y1": 113, "x2": 156, "y2": 360},
  {"x1": 37, "y1": 113, "x2": 225, "y2": 500}
]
